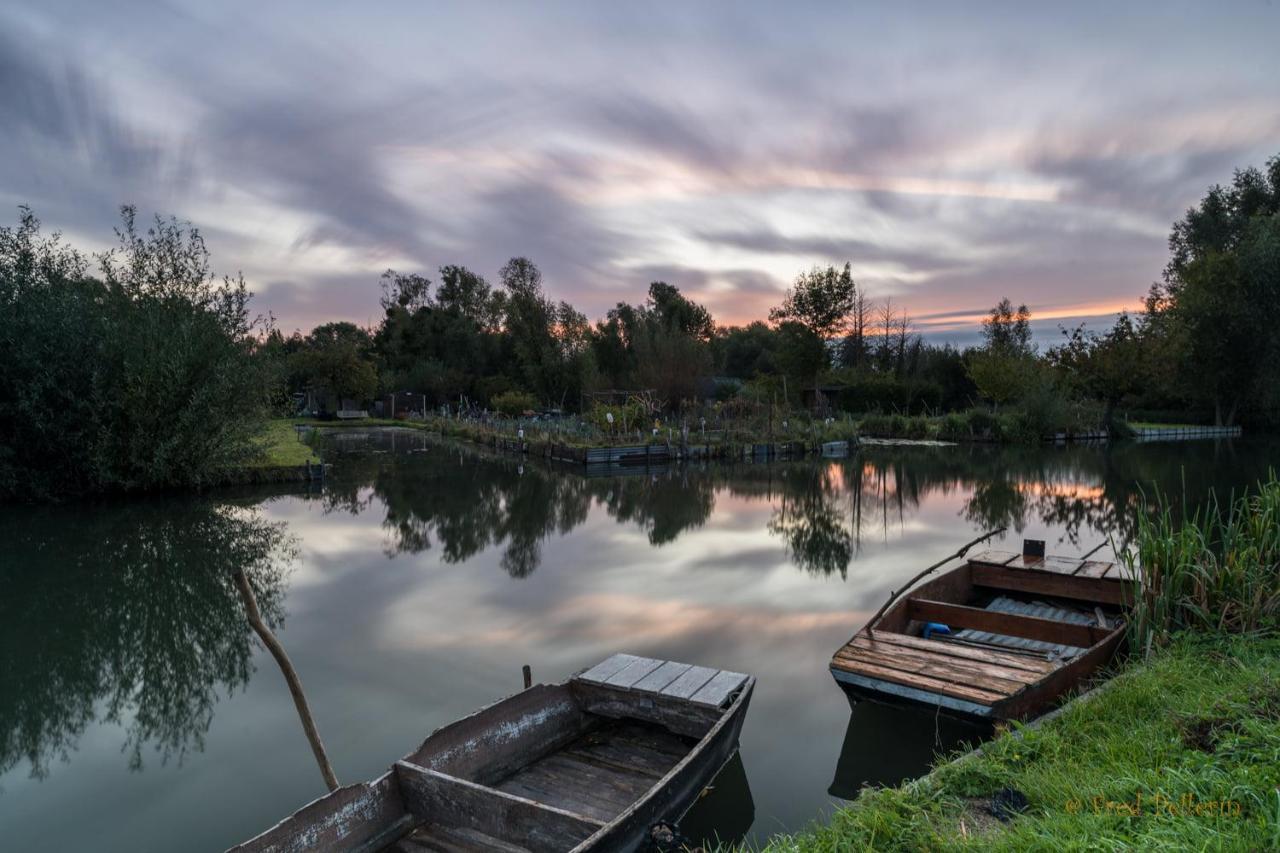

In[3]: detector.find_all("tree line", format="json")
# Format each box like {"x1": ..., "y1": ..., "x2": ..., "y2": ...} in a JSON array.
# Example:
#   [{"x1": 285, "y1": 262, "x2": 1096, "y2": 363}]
[
  {"x1": 2, "y1": 153, "x2": 1276, "y2": 498},
  {"x1": 276, "y1": 154, "x2": 1279, "y2": 432}
]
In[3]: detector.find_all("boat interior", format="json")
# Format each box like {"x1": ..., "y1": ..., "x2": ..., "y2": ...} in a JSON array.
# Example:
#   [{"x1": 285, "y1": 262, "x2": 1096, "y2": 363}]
[
  {"x1": 831, "y1": 546, "x2": 1136, "y2": 720},
  {"x1": 232, "y1": 656, "x2": 752, "y2": 853}
]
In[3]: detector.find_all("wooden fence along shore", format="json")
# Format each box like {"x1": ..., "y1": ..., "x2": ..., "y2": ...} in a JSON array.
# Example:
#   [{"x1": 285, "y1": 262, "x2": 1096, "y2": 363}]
[{"x1": 1132, "y1": 425, "x2": 1242, "y2": 441}]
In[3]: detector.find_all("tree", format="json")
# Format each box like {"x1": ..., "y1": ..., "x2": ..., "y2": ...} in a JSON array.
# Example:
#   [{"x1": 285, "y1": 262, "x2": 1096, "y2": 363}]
[
  {"x1": 646, "y1": 281, "x2": 714, "y2": 342},
  {"x1": 715, "y1": 322, "x2": 779, "y2": 379},
  {"x1": 0, "y1": 206, "x2": 275, "y2": 498},
  {"x1": 498, "y1": 257, "x2": 593, "y2": 408},
  {"x1": 770, "y1": 263, "x2": 858, "y2": 340},
  {"x1": 966, "y1": 348, "x2": 1036, "y2": 411},
  {"x1": 379, "y1": 269, "x2": 431, "y2": 313},
  {"x1": 1145, "y1": 154, "x2": 1280, "y2": 424},
  {"x1": 1048, "y1": 313, "x2": 1144, "y2": 427},
  {"x1": 436, "y1": 264, "x2": 500, "y2": 329},
  {"x1": 839, "y1": 290, "x2": 873, "y2": 369},
  {"x1": 982, "y1": 297, "x2": 1034, "y2": 356},
  {"x1": 291, "y1": 323, "x2": 377, "y2": 409},
  {"x1": 967, "y1": 298, "x2": 1038, "y2": 410},
  {"x1": 588, "y1": 282, "x2": 715, "y2": 403},
  {"x1": 774, "y1": 321, "x2": 828, "y2": 390}
]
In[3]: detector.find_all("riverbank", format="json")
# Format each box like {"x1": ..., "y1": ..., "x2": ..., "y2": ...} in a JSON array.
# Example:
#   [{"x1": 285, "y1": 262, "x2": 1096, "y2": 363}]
[
  {"x1": 212, "y1": 420, "x2": 327, "y2": 486},
  {"x1": 294, "y1": 411, "x2": 1240, "y2": 463},
  {"x1": 761, "y1": 634, "x2": 1280, "y2": 851}
]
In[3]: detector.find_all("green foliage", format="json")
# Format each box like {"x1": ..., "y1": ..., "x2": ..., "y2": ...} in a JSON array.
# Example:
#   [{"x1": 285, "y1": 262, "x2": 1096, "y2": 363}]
[
  {"x1": 774, "y1": 321, "x2": 829, "y2": 386},
  {"x1": 289, "y1": 322, "x2": 377, "y2": 408},
  {"x1": 967, "y1": 348, "x2": 1038, "y2": 410},
  {"x1": 829, "y1": 371, "x2": 944, "y2": 415},
  {"x1": 1146, "y1": 153, "x2": 1280, "y2": 425},
  {"x1": 584, "y1": 401, "x2": 646, "y2": 433},
  {"x1": 490, "y1": 390, "x2": 537, "y2": 417},
  {"x1": 1123, "y1": 472, "x2": 1280, "y2": 653},
  {"x1": 0, "y1": 206, "x2": 274, "y2": 499},
  {"x1": 982, "y1": 297, "x2": 1034, "y2": 355},
  {"x1": 1047, "y1": 313, "x2": 1144, "y2": 429},
  {"x1": 965, "y1": 408, "x2": 1000, "y2": 438},
  {"x1": 500, "y1": 257, "x2": 595, "y2": 408},
  {"x1": 591, "y1": 282, "x2": 714, "y2": 404},
  {"x1": 251, "y1": 421, "x2": 317, "y2": 467},
  {"x1": 769, "y1": 262, "x2": 858, "y2": 340},
  {"x1": 714, "y1": 321, "x2": 779, "y2": 380},
  {"x1": 858, "y1": 413, "x2": 934, "y2": 439}
]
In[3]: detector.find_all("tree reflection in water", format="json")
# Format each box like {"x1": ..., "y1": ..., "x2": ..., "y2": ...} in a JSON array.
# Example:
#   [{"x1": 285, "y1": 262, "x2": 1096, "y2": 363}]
[
  {"x1": 0, "y1": 502, "x2": 294, "y2": 780},
  {"x1": 316, "y1": 430, "x2": 1274, "y2": 581}
]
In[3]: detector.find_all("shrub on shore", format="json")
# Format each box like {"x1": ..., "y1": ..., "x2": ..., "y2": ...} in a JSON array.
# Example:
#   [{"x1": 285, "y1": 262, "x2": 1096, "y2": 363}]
[{"x1": 0, "y1": 208, "x2": 274, "y2": 500}]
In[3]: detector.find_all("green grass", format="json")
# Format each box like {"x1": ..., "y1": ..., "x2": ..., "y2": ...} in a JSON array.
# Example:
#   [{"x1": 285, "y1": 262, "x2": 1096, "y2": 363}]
[
  {"x1": 760, "y1": 636, "x2": 1280, "y2": 852},
  {"x1": 248, "y1": 420, "x2": 322, "y2": 467},
  {"x1": 289, "y1": 416, "x2": 428, "y2": 429},
  {"x1": 1123, "y1": 474, "x2": 1280, "y2": 653}
]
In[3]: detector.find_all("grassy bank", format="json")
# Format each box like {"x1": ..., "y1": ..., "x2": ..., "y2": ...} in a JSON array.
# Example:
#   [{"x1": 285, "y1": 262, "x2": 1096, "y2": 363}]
[
  {"x1": 763, "y1": 636, "x2": 1280, "y2": 851},
  {"x1": 248, "y1": 420, "x2": 321, "y2": 467}
]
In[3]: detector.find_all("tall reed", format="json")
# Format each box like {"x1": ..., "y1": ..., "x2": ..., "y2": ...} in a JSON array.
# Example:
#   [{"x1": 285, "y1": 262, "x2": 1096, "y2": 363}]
[{"x1": 1122, "y1": 471, "x2": 1280, "y2": 654}]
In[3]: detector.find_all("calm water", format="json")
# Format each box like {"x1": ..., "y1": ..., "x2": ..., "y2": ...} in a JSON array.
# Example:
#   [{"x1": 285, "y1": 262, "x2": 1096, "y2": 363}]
[{"x1": 2, "y1": 430, "x2": 1276, "y2": 851}]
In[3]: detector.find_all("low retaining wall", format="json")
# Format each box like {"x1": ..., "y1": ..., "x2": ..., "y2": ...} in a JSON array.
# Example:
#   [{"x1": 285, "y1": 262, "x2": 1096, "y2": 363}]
[
  {"x1": 1134, "y1": 425, "x2": 1241, "y2": 441},
  {"x1": 481, "y1": 435, "x2": 850, "y2": 465}
]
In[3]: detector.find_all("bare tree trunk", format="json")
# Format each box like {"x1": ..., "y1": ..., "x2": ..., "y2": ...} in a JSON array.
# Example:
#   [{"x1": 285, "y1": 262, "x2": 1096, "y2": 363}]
[{"x1": 233, "y1": 570, "x2": 340, "y2": 792}]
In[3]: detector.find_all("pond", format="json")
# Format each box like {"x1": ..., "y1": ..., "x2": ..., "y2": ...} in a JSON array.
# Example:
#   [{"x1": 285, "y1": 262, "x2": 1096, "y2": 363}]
[{"x1": 2, "y1": 430, "x2": 1276, "y2": 851}]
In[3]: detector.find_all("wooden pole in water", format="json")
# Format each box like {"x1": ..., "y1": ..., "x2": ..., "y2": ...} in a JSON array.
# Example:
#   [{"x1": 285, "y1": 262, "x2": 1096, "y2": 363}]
[
  {"x1": 866, "y1": 526, "x2": 1006, "y2": 640},
  {"x1": 233, "y1": 570, "x2": 340, "y2": 792}
]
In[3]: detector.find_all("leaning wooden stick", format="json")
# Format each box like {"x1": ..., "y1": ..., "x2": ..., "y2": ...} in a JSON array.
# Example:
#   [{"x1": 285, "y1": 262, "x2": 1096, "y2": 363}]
[
  {"x1": 233, "y1": 570, "x2": 340, "y2": 792},
  {"x1": 866, "y1": 526, "x2": 1006, "y2": 639},
  {"x1": 1079, "y1": 539, "x2": 1109, "y2": 560}
]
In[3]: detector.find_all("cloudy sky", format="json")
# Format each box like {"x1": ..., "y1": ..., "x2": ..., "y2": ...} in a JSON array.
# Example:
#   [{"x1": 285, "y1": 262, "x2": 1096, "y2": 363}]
[{"x1": 3, "y1": 1, "x2": 1278, "y2": 342}]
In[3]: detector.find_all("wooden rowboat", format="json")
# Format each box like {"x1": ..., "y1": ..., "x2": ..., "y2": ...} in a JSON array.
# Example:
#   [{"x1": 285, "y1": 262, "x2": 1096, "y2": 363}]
[
  {"x1": 230, "y1": 654, "x2": 754, "y2": 853},
  {"x1": 830, "y1": 546, "x2": 1136, "y2": 721}
]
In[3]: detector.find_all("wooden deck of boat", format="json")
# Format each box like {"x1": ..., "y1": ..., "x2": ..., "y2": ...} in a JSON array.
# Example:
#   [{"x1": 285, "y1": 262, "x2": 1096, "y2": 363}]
[
  {"x1": 389, "y1": 655, "x2": 750, "y2": 853},
  {"x1": 572, "y1": 653, "x2": 750, "y2": 708},
  {"x1": 392, "y1": 720, "x2": 691, "y2": 852},
  {"x1": 831, "y1": 551, "x2": 1131, "y2": 718},
  {"x1": 833, "y1": 630, "x2": 1061, "y2": 710}
]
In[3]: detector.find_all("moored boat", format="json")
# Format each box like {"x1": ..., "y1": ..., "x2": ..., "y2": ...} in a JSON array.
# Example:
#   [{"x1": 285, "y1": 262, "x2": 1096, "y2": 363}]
[
  {"x1": 230, "y1": 654, "x2": 754, "y2": 853},
  {"x1": 830, "y1": 544, "x2": 1136, "y2": 721}
]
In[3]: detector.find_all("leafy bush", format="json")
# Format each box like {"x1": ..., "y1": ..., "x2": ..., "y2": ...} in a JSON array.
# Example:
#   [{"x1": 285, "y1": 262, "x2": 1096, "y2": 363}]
[
  {"x1": 937, "y1": 412, "x2": 970, "y2": 441},
  {"x1": 832, "y1": 372, "x2": 943, "y2": 415},
  {"x1": 491, "y1": 390, "x2": 537, "y2": 417},
  {"x1": 965, "y1": 408, "x2": 1000, "y2": 439},
  {"x1": 0, "y1": 207, "x2": 273, "y2": 499},
  {"x1": 585, "y1": 401, "x2": 647, "y2": 434},
  {"x1": 995, "y1": 411, "x2": 1041, "y2": 444},
  {"x1": 858, "y1": 413, "x2": 895, "y2": 437}
]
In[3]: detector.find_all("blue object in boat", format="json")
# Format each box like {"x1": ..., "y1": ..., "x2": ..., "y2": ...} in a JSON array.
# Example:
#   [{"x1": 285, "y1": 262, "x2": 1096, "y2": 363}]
[{"x1": 923, "y1": 622, "x2": 951, "y2": 639}]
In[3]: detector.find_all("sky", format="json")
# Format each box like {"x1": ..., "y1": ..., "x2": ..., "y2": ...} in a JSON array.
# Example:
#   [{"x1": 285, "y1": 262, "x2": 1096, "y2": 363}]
[{"x1": 2, "y1": 1, "x2": 1278, "y2": 344}]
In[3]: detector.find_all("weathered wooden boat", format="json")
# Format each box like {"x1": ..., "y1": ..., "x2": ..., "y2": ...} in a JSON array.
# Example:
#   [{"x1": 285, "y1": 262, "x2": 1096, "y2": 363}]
[
  {"x1": 230, "y1": 654, "x2": 754, "y2": 853},
  {"x1": 830, "y1": 545, "x2": 1137, "y2": 721}
]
